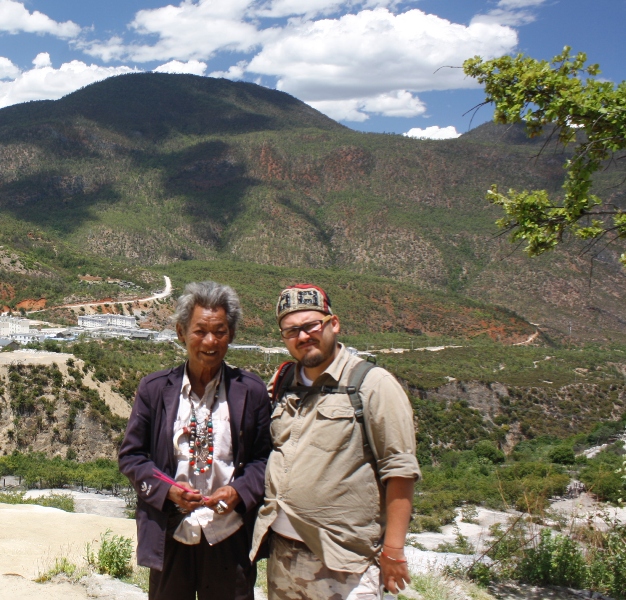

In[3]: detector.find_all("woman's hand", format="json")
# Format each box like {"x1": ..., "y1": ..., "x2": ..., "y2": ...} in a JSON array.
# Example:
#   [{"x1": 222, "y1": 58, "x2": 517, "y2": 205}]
[
  {"x1": 379, "y1": 545, "x2": 411, "y2": 594},
  {"x1": 167, "y1": 484, "x2": 204, "y2": 513},
  {"x1": 203, "y1": 485, "x2": 241, "y2": 515}
]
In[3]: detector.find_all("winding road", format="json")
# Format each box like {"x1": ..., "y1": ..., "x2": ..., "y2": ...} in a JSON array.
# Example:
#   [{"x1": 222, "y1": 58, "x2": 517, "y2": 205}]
[{"x1": 34, "y1": 275, "x2": 172, "y2": 313}]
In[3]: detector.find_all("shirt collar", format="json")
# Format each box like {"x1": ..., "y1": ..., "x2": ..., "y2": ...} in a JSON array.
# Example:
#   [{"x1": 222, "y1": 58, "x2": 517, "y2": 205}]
[
  {"x1": 182, "y1": 361, "x2": 223, "y2": 401},
  {"x1": 295, "y1": 343, "x2": 349, "y2": 385}
]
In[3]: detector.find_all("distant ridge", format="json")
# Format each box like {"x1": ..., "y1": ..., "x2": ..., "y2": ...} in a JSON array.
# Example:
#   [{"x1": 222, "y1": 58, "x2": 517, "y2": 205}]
[
  {"x1": 461, "y1": 121, "x2": 547, "y2": 145},
  {"x1": 0, "y1": 73, "x2": 346, "y2": 139}
]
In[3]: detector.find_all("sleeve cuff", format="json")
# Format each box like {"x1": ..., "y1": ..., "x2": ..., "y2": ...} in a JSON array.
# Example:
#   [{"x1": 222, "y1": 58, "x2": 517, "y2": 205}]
[{"x1": 377, "y1": 453, "x2": 421, "y2": 482}]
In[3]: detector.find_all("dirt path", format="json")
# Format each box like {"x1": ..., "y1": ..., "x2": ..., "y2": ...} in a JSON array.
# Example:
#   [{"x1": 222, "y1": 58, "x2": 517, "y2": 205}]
[
  {"x1": 59, "y1": 276, "x2": 172, "y2": 310},
  {"x1": 512, "y1": 329, "x2": 540, "y2": 346},
  {"x1": 22, "y1": 275, "x2": 172, "y2": 316}
]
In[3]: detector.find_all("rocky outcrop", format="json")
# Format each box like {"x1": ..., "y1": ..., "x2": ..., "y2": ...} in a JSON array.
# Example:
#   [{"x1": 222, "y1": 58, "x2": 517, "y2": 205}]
[{"x1": 0, "y1": 358, "x2": 128, "y2": 460}]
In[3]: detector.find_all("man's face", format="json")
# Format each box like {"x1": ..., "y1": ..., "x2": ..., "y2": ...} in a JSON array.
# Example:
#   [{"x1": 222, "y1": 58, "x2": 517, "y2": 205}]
[
  {"x1": 280, "y1": 310, "x2": 340, "y2": 369},
  {"x1": 177, "y1": 305, "x2": 232, "y2": 377}
]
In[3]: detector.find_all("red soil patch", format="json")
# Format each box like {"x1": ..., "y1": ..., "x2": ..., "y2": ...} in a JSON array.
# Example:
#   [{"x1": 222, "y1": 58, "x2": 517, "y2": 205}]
[
  {"x1": 78, "y1": 275, "x2": 102, "y2": 281},
  {"x1": 16, "y1": 298, "x2": 46, "y2": 310}
]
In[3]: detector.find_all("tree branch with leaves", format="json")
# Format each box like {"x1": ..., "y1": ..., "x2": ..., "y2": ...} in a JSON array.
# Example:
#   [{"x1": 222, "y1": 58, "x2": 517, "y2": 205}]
[{"x1": 463, "y1": 47, "x2": 626, "y2": 264}]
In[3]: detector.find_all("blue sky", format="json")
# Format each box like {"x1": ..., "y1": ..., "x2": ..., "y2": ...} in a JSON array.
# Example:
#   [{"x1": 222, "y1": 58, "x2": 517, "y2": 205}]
[{"x1": 0, "y1": 0, "x2": 622, "y2": 138}]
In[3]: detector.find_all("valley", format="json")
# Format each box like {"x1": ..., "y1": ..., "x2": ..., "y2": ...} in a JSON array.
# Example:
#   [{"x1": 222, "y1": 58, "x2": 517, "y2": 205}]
[
  {"x1": 0, "y1": 74, "x2": 623, "y2": 342},
  {"x1": 0, "y1": 73, "x2": 625, "y2": 598}
]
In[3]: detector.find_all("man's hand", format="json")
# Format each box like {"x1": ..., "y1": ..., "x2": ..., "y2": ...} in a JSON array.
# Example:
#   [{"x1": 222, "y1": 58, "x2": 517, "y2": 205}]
[
  {"x1": 203, "y1": 485, "x2": 241, "y2": 515},
  {"x1": 167, "y1": 484, "x2": 203, "y2": 513},
  {"x1": 380, "y1": 545, "x2": 410, "y2": 594},
  {"x1": 381, "y1": 477, "x2": 414, "y2": 594}
]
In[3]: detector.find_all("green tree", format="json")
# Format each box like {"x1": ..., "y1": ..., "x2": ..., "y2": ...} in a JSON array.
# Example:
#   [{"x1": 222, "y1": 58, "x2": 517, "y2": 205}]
[
  {"x1": 473, "y1": 440, "x2": 505, "y2": 464},
  {"x1": 548, "y1": 445, "x2": 576, "y2": 465},
  {"x1": 463, "y1": 48, "x2": 626, "y2": 265}
]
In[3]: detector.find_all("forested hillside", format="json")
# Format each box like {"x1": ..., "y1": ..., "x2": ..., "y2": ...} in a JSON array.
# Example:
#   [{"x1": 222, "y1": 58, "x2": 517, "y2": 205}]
[{"x1": 0, "y1": 73, "x2": 624, "y2": 341}]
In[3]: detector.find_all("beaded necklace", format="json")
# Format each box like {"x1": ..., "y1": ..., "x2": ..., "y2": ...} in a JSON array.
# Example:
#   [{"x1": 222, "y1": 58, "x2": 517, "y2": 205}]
[{"x1": 188, "y1": 372, "x2": 221, "y2": 476}]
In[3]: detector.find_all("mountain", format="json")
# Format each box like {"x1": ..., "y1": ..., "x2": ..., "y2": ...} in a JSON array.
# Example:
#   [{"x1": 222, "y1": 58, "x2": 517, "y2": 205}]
[
  {"x1": 0, "y1": 73, "x2": 624, "y2": 341},
  {"x1": 0, "y1": 73, "x2": 344, "y2": 138}
]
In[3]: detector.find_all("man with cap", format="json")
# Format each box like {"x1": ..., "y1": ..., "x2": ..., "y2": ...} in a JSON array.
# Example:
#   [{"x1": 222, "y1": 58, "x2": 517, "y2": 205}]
[{"x1": 251, "y1": 284, "x2": 420, "y2": 599}]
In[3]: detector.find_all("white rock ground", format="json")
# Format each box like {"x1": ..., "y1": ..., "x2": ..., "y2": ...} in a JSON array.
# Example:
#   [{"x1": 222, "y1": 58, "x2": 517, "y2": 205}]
[
  {"x1": 2, "y1": 489, "x2": 624, "y2": 599},
  {"x1": 0, "y1": 491, "x2": 265, "y2": 599}
]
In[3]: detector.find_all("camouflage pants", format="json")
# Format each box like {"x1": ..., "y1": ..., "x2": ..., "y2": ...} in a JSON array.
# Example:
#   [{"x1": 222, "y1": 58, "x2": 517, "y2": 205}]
[{"x1": 267, "y1": 534, "x2": 382, "y2": 600}]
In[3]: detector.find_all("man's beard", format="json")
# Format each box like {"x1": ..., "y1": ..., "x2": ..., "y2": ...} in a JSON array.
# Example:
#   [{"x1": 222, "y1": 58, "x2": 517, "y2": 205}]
[
  {"x1": 301, "y1": 350, "x2": 325, "y2": 368},
  {"x1": 299, "y1": 337, "x2": 336, "y2": 368}
]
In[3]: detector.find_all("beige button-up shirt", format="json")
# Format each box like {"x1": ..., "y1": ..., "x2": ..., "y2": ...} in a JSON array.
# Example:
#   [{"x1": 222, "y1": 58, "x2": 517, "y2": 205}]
[{"x1": 251, "y1": 344, "x2": 420, "y2": 573}]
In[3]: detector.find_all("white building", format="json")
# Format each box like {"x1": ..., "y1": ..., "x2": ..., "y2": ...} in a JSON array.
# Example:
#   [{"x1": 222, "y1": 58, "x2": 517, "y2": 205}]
[
  {"x1": 155, "y1": 330, "x2": 178, "y2": 342},
  {"x1": 0, "y1": 315, "x2": 30, "y2": 336},
  {"x1": 78, "y1": 314, "x2": 137, "y2": 329},
  {"x1": 11, "y1": 331, "x2": 46, "y2": 345}
]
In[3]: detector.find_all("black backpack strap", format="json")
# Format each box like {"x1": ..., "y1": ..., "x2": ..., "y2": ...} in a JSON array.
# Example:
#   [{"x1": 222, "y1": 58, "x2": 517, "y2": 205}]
[
  {"x1": 278, "y1": 358, "x2": 376, "y2": 449},
  {"x1": 346, "y1": 360, "x2": 376, "y2": 423}
]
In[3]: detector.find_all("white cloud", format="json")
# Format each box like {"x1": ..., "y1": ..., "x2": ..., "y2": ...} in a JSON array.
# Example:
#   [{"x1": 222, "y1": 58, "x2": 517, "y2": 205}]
[
  {"x1": 309, "y1": 90, "x2": 425, "y2": 121},
  {"x1": 210, "y1": 61, "x2": 248, "y2": 80},
  {"x1": 306, "y1": 99, "x2": 370, "y2": 122},
  {"x1": 403, "y1": 125, "x2": 461, "y2": 140},
  {"x1": 249, "y1": 9, "x2": 517, "y2": 99},
  {"x1": 361, "y1": 90, "x2": 426, "y2": 117},
  {"x1": 255, "y1": 0, "x2": 397, "y2": 19},
  {"x1": 472, "y1": 0, "x2": 547, "y2": 26},
  {"x1": 78, "y1": 2, "x2": 521, "y2": 122},
  {"x1": 0, "y1": 60, "x2": 138, "y2": 109},
  {"x1": 154, "y1": 59, "x2": 207, "y2": 76},
  {"x1": 497, "y1": 0, "x2": 546, "y2": 8},
  {"x1": 79, "y1": 36, "x2": 126, "y2": 63},
  {"x1": 0, "y1": 56, "x2": 20, "y2": 80},
  {"x1": 246, "y1": 8, "x2": 516, "y2": 119},
  {"x1": 32, "y1": 52, "x2": 51, "y2": 69},
  {"x1": 0, "y1": 0, "x2": 81, "y2": 38},
  {"x1": 83, "y1": 0, "x2": 261, "y2": 63}
]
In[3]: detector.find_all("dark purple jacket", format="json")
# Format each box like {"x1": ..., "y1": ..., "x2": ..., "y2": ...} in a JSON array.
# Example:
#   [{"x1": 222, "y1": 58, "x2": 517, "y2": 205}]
[{"x1": 118, "y1": 363, "x2": 271, "y2": 571}]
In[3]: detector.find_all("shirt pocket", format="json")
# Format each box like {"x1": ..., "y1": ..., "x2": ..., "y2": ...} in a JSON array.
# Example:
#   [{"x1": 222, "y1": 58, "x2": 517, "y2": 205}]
[
  {"x1": 212, "y1": 418, "x2": 233, "y2": 463},
  {"x1": 308, "y1": 404, "x2": 356, "y2": 452},
  {"x1": 270, "y1": 403, "x2": 286, "y2": 443}
]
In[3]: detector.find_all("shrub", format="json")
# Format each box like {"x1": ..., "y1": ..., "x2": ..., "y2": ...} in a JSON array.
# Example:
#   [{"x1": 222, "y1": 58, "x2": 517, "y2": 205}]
[
  {"x1": 0, "y1": 490, "x2": 74, "y2": 512},
  {"x1": 549, "y1": 445, "x2": 576, "y2": 465},
  {"x1": 87, "y1": 529, "x2": 133, "y2": 579},
  {"x1": 35, "y1": 556, "x2": 80, "y2": 583},
  {"x1": 473, "y1": 440, "x2": 505, "y2": 464},
  {"x1": 435, "y1": 528, "x2": 475, "y2": 555},
  {"x1": 517, "y1": 529, "x2": 587, "y2": 588},
  {"x1": 460, "y1": 504, "x2": 479, "y2": 524},
  {"x1": 580, "y1": 453, "x2": 625, "y2": 503}
]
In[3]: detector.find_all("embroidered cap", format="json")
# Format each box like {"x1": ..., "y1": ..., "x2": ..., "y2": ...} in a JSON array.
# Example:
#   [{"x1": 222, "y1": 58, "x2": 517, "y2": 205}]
[{"x1": 276, "y1": 284, "x2": 333, "y2": 323}]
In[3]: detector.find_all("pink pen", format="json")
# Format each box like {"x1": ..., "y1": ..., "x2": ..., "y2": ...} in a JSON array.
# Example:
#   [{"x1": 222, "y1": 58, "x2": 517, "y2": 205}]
[{"x1": 152, "y1": 469, "x2": 211, "y2": 504}]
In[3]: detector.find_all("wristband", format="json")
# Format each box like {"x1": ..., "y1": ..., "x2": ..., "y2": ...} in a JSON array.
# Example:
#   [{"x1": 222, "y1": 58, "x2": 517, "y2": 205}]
[
  {"x1": 381, "y1": 551, "x2": 407, "y2": 563},
  {"x1": 383, "y1": 543, "x2": 404, "y2": 550}
]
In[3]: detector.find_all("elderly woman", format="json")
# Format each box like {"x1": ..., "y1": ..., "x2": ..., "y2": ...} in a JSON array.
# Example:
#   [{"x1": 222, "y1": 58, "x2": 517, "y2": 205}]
[{"x1": 119, "y1": 281, "x2": 271, "y2": 600}]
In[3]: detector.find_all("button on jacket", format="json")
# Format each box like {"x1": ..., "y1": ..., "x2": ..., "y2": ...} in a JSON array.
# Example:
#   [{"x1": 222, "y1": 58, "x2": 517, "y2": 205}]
[{"x1": 250, "y1": 344, "x2": 420, "y2": 573}]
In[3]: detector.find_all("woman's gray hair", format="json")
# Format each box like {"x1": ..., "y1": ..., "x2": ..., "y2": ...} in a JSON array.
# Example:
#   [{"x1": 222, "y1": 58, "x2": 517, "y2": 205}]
[{"x1": 172, "y1": 281, "x2": 243, "y2": 337}]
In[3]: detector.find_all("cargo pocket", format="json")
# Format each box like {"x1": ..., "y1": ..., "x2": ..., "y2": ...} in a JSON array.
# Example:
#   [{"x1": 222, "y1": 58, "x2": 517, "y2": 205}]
[{"x1": 308, "y1": 404, "x2": 355, "y2": 452}]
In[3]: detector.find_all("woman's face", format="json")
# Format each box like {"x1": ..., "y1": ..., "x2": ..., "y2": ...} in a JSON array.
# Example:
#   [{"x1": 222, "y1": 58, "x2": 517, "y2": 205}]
[{"x1": 177, "y1": 304, "x2": 232, "y2": 379}]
